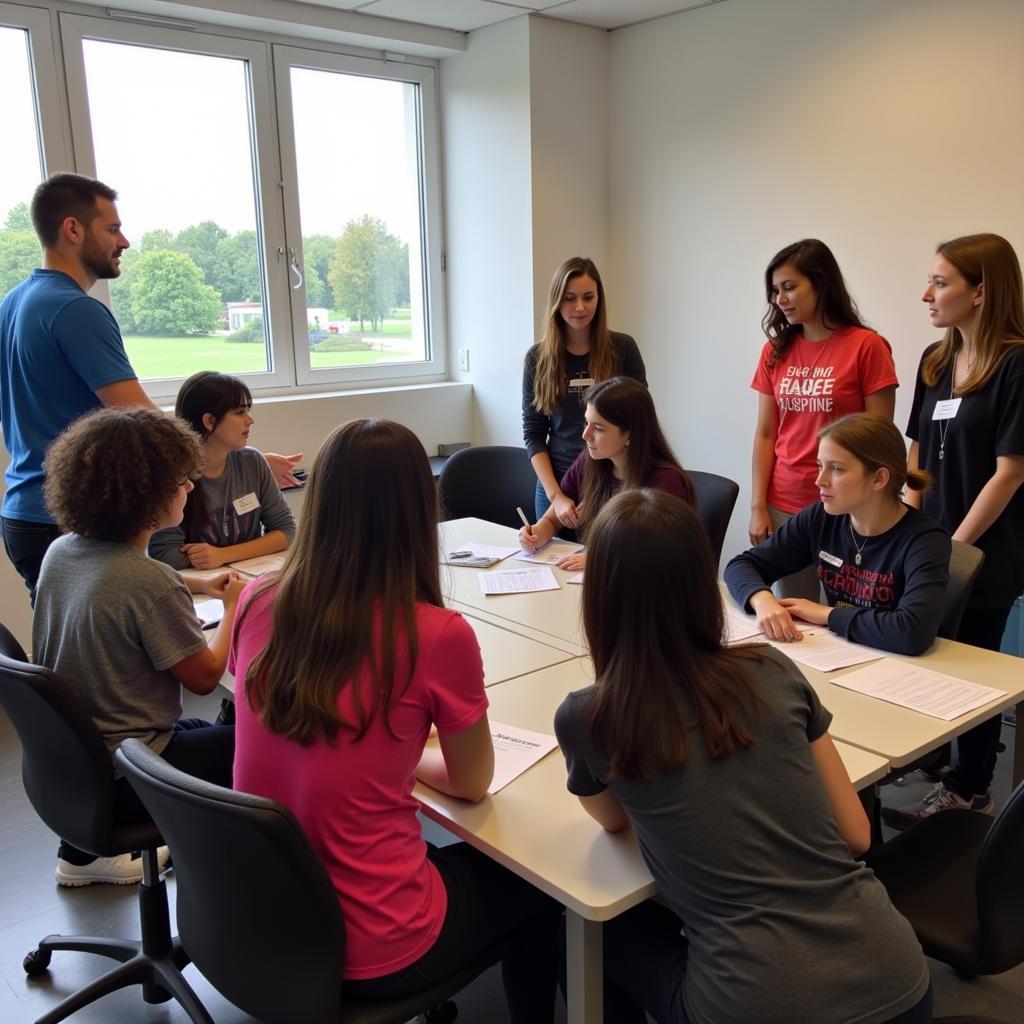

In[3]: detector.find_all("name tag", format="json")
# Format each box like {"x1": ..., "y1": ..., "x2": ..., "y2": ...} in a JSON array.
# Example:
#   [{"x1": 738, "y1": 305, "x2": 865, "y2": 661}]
[
  {"x1": 932, "y1": 398, "x2": 962, "y2": 421},
  {"x1": 819, "y1": 549, "x2": 843, "y2": 568},
  {"x1": 233, "y1": 492, "x2": 261, "y2": 516},
  {"x1": 568, "y1": 377, "x2": 595, "y2": 390}
]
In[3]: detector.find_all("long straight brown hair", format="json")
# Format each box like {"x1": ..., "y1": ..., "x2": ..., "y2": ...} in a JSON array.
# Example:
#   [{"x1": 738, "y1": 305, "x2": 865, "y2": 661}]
[
  {"x1": 583, "y1": 490, "x2": 765, "y2": 781},
  {"x1": 532, "y1": 256, "x2": 614, "y2": 414},
  {"x1": 921, "y1": 233, "x2": 1024, "y2": 394},
  {"x1": 241, "y1": 419, "x2": 443, "y2": 746},
  {"x1": 576, "y1": 377, "x2": 692, "y2": 539}
]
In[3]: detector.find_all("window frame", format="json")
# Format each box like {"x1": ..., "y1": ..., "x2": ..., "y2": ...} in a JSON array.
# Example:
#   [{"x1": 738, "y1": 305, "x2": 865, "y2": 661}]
[{"x1": 272, "y1": 45, "x2": 447, "y2": 387}]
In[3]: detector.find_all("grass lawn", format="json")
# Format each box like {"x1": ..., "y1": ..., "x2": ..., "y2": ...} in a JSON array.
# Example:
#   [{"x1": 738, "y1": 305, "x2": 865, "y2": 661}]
[{"x1": 125, "y1": 321, "x2": 421, "y2": 379}]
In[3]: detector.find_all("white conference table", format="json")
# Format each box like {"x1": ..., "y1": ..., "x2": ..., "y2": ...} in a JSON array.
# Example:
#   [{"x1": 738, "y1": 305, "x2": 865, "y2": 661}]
[
  {"x1": 414, "y1": 656, "x2": 890, "y2": 1024},
  {"x1": 441, "y1": 518, "x2": 1024, "y2": 784}
]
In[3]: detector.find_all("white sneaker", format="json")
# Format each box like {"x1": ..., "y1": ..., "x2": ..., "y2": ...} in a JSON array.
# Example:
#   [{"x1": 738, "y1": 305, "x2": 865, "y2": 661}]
[
  {"x1": 55, "y1": 847, "x2": 171, "y2": 887},
  {"x1": 882, "y1": 784, "x2": 993, "y2": 831}
]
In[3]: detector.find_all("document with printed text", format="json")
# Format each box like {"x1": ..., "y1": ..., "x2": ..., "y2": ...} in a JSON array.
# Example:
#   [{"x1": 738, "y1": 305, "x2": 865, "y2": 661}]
[
  {"x1": 229, "y1": 552, "x2": 287, "y2": 577},
  {"x1": 766, "y1": 629, "x2": 883, "y2": 672},
  {"x1": 488, "y1": 721, "x2": 559, "y2": 794},
  {"x1": 478, "y1": 568, "x2": 561, "y2": 595},
  {"x1": 831, "y1": 659, "x2": 1006, "y2": 721}
]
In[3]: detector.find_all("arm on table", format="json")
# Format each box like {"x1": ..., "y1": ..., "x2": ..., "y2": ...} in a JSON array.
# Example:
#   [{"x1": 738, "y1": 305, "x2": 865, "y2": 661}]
[{"x1": 417, "y1": 714, "x2": 495, "y2": 804}]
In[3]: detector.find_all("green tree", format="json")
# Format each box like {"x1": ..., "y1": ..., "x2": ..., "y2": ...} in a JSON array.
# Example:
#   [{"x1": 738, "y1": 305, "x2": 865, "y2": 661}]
[
  {"x1": 108, "y1": 247, "x2": 141, "y2": 333},
  {"x1": 176, "y1": 220, "x2": 227, "y2": 289},
  {"x1": 210, "y1": 231, "x2": 261, "y2": 303},
  {"x1": 140, "y1": 228, "x2": 177, "y2": 252},
  {"x1": 129, "y1": 250, "x2": 221, "y2": 335},
  {"x1": 328, "y1": 216, "x2": 409, "y2": 331},
  {"x1": 4, "y1": 202, "x2": 32, "y2": 231},
  {"x1": 0, "y1": 228, "x2": 38, "y2": 299},
  {"x1": 302, "y1": 234, "x2": 336, "y2": 309}
]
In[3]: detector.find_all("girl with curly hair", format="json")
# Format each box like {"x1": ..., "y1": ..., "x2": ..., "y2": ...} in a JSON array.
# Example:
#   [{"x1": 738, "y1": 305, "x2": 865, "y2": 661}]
[{"x1": 33, "y1": 406, "x2": 245, "y2": 887}]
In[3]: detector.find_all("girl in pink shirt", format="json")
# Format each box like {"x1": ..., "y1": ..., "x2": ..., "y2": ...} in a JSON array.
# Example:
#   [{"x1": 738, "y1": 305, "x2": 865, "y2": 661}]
[
  {"x1": 750, "y1": 239, "x2": 898, "y2": 599},
  {"x1": 230, "y1": 419, "x2": 559, "y2": 1019}
]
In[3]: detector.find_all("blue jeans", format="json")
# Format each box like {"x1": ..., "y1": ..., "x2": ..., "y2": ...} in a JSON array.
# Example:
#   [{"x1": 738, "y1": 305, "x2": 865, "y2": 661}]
[
  {"x1": 535, "y1": 479, "x2": 552, "y2": 522},
  {"x1": 1, "y1": 516, "x2": 62, "y2": 607}
]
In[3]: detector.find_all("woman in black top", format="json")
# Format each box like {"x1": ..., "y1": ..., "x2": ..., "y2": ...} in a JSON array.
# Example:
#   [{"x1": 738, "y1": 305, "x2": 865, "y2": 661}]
[
  {"x1": 886, "y1": 233, "x2": 1024, "y2": 828},
  {"x1": 521, "y1": 257, "x2": 645, "y2": 522}
]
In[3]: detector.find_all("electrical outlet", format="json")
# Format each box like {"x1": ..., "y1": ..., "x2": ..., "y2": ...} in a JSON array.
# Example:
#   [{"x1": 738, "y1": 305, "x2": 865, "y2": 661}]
[{"x1": 458, "y1": 348, "x2": 470, "y2": 371}]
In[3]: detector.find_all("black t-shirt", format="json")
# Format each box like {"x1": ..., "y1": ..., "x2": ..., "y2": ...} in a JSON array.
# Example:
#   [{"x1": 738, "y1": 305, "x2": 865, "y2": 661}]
[{"x1": 907, "y1": 342, "x2": 1024, "y2": 609}]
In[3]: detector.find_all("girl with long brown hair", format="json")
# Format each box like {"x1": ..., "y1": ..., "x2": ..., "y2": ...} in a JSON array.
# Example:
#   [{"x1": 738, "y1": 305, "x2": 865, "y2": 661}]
[
  {"x1": 554, "y1": 489, "x2": 932, "y2": 1024},
  {"x1": 518, "y1": 377, "x2": 691, "y2": 571},
  {"x1": 726, "y1": 413, "x2": 950, "y2": 656},
  {"x1": 749, "y1": 239, "x2": 898, "y2": 599},
  {"x1": 522, "y1": 257, "x2": 646, "y2": 525},
  {"x1": 230, "y1": 419, "x2": 558, "y2": 1019},
  {"x1": 887, "y1": 232, "x2": 1024, "y2": 827}
]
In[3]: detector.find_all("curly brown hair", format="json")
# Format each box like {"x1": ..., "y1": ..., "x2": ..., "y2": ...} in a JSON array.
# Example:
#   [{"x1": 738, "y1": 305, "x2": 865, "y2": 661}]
[{"x1": 43, "y1": 407, "x2": 205, "y2": 542}]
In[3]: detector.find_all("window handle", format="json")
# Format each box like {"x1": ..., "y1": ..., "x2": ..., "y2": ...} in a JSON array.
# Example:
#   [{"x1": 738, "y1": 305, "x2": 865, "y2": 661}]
[{"x1": 288, "y1": 246, "x2": 303, "y2": 290}]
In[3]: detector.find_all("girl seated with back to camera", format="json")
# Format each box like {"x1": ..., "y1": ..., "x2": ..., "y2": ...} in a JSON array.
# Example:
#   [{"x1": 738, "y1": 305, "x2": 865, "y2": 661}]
[
  {"x1": 554, "y1": 488, "x2": 932, "y2": 1024},
  {"x1": 519, "y1": 376, "x2": 692, "y2": 571},
  {"x1": 725, "y1": 412, "x2": 950, "y2": 656},
  {"x1": 230, "y1": 418, "x2": 560, "y2": 1021}
]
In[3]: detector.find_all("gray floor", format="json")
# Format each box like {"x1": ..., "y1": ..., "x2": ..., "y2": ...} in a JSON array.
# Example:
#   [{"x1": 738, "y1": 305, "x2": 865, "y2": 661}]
[{"x1": 0, "y1": 689, "x2": 1020, "y2": 1023}]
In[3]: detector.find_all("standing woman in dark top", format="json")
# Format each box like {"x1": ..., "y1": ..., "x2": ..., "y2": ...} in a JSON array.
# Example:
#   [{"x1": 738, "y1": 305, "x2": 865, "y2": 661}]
[
  {"x1": 886, "y1": 233, "x2": 1024, "y2": 828},
  {"x1": 522, "y1": 257, "x2": 646, "y2": 523}
]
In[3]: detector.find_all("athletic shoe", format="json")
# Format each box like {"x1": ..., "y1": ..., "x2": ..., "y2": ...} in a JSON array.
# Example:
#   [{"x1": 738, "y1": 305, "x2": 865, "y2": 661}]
[
  {"x1": 55, "y1": 846, "x2": 171, "y2": 887},
  {"x1": 881, "y1": 784, "x2": 993, "y2": 831}
]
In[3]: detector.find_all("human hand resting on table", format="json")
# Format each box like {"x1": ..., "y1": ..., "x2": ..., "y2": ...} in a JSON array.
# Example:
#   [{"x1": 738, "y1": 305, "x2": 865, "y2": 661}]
[
  {"x1": 749, "y1": 590, "x2": 803, "y2": 642},
  {"x1": 197, "y1": 570, "x2": 240, "y2": 599},
  {"x1": 182, "y1": 543, "x2": 227, "y2": 570},
  {"x1": 550, "y1": 492, "x2": 580, "y2": 529},
  {"x1": 778, "y1": 598, "x2": 831, "y2": 627},
  {"x1": 264, "y1": 452, "x2": 303, "y2": 489},
  {"x1": 557, "y1": 553, "x2": 586, "y2": 572}
]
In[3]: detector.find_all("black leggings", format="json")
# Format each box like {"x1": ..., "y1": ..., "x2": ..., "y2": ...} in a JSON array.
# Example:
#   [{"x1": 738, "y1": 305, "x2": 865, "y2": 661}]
[
  {"x1": 947, "y1": 605, "x2": 1014, "y2": 798},
  {"x1": 342, "y1": 842, "x2": 561, "y2": 1024},
  {"x1": 58, "y1": 718, "x2": 234, "y2": 864}
]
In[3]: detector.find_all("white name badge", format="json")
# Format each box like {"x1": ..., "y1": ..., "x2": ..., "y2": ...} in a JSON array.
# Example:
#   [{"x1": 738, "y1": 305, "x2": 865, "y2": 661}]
[
  {"x1": 819, "y1": 550, "x2": 843, "y2": 568},
  {"x1": 932, "y1": 398, "x2": 962, "y2": 421},
  {"x1": 568, "y1": 377, "x2": 595, "y2": 389},
  {"x1": 233, "y1": 492, "x2": 261, "y2": 516}
]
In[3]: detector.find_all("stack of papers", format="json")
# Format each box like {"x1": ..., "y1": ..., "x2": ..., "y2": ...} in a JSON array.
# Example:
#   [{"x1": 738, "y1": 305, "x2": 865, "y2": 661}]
[
  {"x1": 513, "y1": 540, "x2": 583, "y2": 565},
  {"x1": 442, "y1": 542, "x2": 519, "y2": 568},
  {"x1": 478, "y1": 567, "x2": 560, "y2": 595},
  {"x1": 831, "y1": 659, "x2": 1006, "y2": 721},
  {"x1": 229, "y1": 552, "x2": 287, "y2": 577}
]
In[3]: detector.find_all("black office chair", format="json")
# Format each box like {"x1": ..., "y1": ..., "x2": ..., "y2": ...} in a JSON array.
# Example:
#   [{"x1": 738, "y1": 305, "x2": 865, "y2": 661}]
[
  {"x1": 868, "y1": 776, "x2": 1024, "y2": 979},
  {"x1": 0, "y1": 644, "x2": 208, "y2": 1024},
  {"x1": 116, "y1": 738, "x2": 510, "y2": 1024},
  {"x1": 688, "y1": 470, "x2": 739, "y2": 570},
  {"x1": 438, "y1": 445, "x2": 538, "y2": 528},
  {"x1": 938, "y1": 540, "x2": 985, "y2": 641}
]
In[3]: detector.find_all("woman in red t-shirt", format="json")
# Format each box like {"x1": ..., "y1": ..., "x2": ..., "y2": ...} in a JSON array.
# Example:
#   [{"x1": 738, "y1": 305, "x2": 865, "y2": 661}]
[
  {"x1": 749, "y1": 238, "x2": 899, "y2": 598},
  {"x1": 230, "y1": 419, "x2": 559, "y2": 1020}
]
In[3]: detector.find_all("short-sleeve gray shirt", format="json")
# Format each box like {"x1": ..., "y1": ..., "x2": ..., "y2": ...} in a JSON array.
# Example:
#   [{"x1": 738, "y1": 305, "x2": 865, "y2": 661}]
[{"x1": 33, "y1": 535, "x2": 208, "y2": 759}]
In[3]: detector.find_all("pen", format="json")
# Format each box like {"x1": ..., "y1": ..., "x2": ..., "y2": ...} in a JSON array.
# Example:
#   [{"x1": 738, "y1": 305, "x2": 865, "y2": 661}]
[{"x1": 515, "y1": 506, "x2": 532, "y2": 534}]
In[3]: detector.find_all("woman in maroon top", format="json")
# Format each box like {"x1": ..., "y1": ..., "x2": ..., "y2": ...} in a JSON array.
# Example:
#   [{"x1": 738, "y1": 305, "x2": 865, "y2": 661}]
[{"x1": 519, "y1": 376, "x2": 692, "y2": 571}]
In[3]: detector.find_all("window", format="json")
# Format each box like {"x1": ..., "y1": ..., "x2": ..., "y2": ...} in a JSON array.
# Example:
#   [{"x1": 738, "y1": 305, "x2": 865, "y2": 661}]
[
  {"x1": 0, "y1": 3, "x2": 67, "y2": 304},
  {"x1": 51, "y1": 12, "x2": 445, "y2": 399}
]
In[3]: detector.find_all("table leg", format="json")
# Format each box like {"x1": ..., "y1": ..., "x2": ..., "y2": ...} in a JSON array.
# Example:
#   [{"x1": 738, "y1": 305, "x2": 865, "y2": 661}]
[
  {"x1": 1013, "y1": 700, "x2": 1023, "y2": 788},
  {"x1": 565, "y1": 910, "x2": 603, "y2": 1024}
]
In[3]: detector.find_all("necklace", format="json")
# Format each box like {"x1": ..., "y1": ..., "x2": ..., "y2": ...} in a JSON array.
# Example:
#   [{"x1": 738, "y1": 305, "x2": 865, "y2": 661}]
[
  {"x1": 937, "y1": 353, "x2": 968, "y2": 461},
  {"x1": 849, "y1": 506, "x2": 906, "y2": 565},
  {"x1": 849, "y1": 519, "x2": 867, "y2": 565}
]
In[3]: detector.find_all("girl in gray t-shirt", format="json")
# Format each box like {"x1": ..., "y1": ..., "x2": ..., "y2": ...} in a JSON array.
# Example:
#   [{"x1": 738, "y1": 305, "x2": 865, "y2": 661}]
[{"x1": 553, "y1": 489, "x2": 931, "y2": 1024}]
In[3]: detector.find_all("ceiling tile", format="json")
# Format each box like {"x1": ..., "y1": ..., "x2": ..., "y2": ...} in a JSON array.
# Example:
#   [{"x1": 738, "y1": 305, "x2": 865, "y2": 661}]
[
  {"x1": 357, "y1": 0, "x2": 530, "y2": 32},
  {"x1": 541, "y1": 0, "x2": 719, "y2": 31}
]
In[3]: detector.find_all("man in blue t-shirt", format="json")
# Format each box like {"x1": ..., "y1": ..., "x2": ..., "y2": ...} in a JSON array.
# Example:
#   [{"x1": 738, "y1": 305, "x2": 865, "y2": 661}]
[{"x1": 0, "y1": 173, "x2": 153, "y2": 603}]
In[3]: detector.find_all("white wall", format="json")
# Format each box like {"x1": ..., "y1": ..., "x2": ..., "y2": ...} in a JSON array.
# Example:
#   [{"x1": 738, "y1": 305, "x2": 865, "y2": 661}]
[
  {"x1": 441, "y1": 15, "x2": 610, "y2": 448},
  {"x1": 607, "y1": 0, "x2": 1024, "y2": 565},
  {"x1": 0, "y1": 382, "x2": 471, "y2": 649}
]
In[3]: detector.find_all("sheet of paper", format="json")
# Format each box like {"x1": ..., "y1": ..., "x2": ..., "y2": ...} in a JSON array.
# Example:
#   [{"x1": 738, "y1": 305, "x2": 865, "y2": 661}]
[
  {"x1": 193, "y1": 598, "x2": 224, "y2": 627},
  {"x1": 566, "y1": 572, "x2": 584, "y2": 585},
  {"x1": 442, "y1": 542, "x2": 519, "y2": 567},
  {"x1": 765, "y1": 629, "x2": 883, "y2": 672},
  {"x1": 478, "y1": 568, "x2": 561, "y2": 595},
  {"x1": 229, "y1": 552, "x2": 287, "y2": 577},
  {"x1": 831, "y1": 659, "x2": 1007, "y2": 721},
  {"x1": 723, "y1": 605, "x2": 764, "y2": 644},
  {"x1": 488, "y1": 721, "x2": 559, "y2": 794},
  {"x1": 513, "y1": 539, "x2": 583, "y2": 565}
]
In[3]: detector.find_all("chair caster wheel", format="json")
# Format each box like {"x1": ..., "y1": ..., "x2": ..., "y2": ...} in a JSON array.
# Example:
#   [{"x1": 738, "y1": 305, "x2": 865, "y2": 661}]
[
  {"x1": 24, "y1": 947, "x2": 52, "y2": 977},
  {"x1": 424, "y1": 1001, "x2": 457, "y2": 1023}
]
